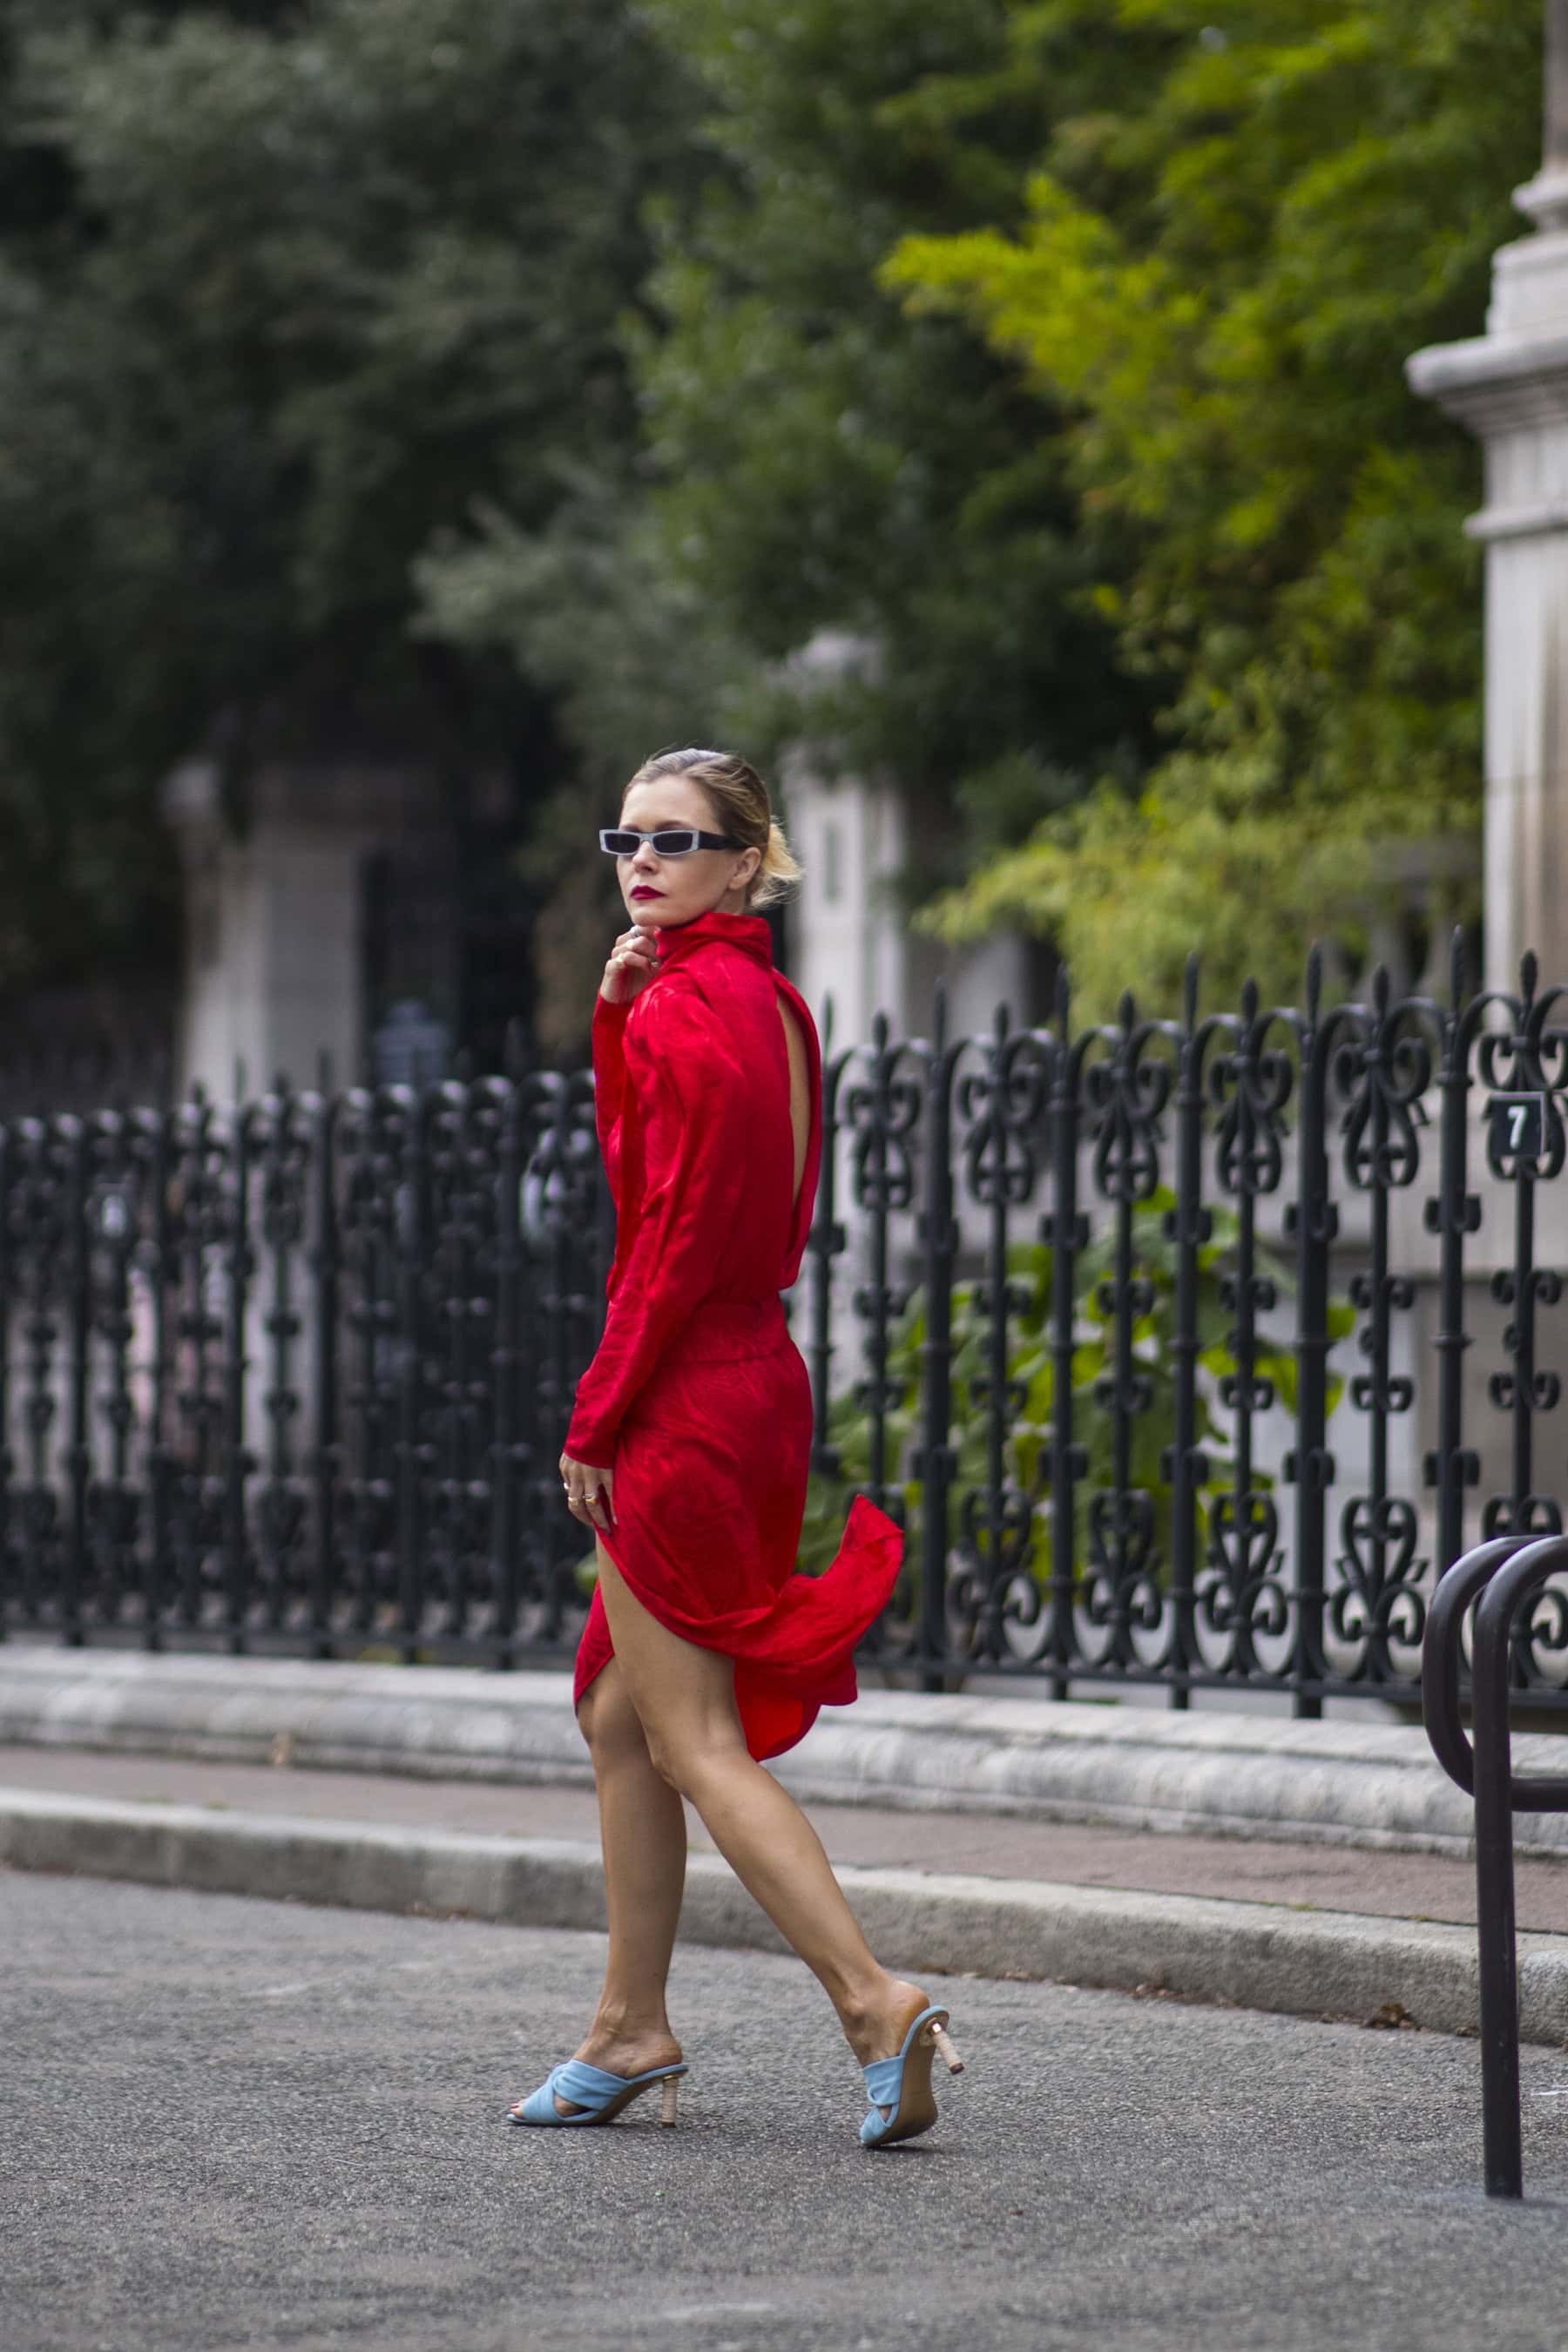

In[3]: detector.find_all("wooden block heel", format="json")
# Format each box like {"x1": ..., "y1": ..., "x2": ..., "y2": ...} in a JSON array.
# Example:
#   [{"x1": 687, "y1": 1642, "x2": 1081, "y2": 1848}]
[
  {"x1": 660, "y1": 2075, "x2": 680, "y2": 2127},
  {"x1": 929, "y1": 2020, "x2": 963, "y2": 2075}
]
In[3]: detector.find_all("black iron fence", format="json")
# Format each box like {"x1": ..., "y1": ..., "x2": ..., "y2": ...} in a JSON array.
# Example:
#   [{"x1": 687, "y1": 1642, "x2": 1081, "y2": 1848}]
[{"x1": 8, "y1": 936, "x2": 1568, "y2": 1713}]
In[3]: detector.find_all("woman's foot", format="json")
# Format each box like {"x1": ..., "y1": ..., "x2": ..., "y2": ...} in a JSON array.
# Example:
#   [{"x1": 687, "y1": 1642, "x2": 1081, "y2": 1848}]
[
  {"x1": 844, "y1": 1976, "x2": 962, "y2": 2146},
  {"x1": 841, "y1": 1977, "x2": 931, "y2": 2075},
  {"x1": 554, "y1": 2024, "x2": 684, "y2": 2118}
]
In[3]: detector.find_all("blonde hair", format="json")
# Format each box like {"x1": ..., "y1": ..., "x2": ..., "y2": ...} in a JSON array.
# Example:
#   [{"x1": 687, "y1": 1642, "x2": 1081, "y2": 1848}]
[{"x1": 622, "y1": 746, "x2": 803, "y2": 910}]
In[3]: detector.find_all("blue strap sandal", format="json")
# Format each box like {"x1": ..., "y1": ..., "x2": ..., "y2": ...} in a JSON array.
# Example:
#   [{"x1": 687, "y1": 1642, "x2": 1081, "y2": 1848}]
[
  {"x1": 508, "y1": 2057, "x2": 687, "y2": 2129},
  {"x1": 860, "y1": 2005, "x2": 963, "y2": 2149}
]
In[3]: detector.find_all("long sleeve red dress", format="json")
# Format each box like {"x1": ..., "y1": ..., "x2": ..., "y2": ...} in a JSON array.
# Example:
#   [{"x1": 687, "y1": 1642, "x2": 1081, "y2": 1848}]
[{"x1": 564, "y1": 905, "x2": 904, "y2": 1761}]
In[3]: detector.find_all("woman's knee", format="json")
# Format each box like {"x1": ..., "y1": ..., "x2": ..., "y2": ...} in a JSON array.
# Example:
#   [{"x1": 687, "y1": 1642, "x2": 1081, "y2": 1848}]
[
  {"x1": 576, "y1": 1664, "x2": 648, "y2": 1766},
  {"x1": 641, "y1": 1715, "x2": 744, "y2": 1801}
]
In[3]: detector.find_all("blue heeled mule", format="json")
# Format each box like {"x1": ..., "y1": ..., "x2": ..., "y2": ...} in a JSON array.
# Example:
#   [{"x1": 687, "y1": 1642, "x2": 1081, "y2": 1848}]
[
  {"x1": 508, "y1": 2057, "x2": 688, "y2": 2129},
  {"x1": 859, "y1": 2004, "x2": 963, "y2": 2149}
]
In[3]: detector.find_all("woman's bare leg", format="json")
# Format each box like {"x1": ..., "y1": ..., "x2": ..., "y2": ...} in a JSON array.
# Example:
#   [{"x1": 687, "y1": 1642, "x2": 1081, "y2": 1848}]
[
  {"x1": 593, "y1": 1541, "x2": 929, "y2": 2078},
  {"x1": 549, "y1": 1657, "x2": 687, "y2": 2115}
]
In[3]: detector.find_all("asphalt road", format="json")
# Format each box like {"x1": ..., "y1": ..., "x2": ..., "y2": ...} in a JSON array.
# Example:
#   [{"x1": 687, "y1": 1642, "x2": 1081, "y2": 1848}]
[{"x1": 8, "y1": 1873, "x2": 1568, "y2": 2352}]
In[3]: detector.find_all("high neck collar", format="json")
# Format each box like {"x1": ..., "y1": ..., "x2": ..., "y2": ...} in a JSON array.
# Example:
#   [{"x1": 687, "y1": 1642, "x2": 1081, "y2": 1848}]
[{"x1": 653, "y1": 907, "x2": 775, "y2": 972}]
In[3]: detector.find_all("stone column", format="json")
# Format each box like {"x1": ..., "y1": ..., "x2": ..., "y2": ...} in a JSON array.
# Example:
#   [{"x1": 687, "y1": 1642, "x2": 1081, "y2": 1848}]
[
  {"x1": 1408, "y1": 3, "x2": 1568, "y2": 991},
  {"x1": 164, "y1": 757, "x2": 443, "y2": 1098},
  {"x1": 779, "y1": 631, "x2": 1031, "y2": 1049},
  {"x1": 780, "y1": 751, "x2": 909, "y2": 1051},
  {"x1": 779, "y1": 639, "x2": 1037, "y2": 1398},
  {"x1": 1402, "y1": 12, "x2": 1568, "y2": 1519}
]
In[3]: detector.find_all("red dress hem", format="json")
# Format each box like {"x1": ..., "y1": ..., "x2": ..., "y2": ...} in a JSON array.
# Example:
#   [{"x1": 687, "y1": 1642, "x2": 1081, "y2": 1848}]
[{"x1": 573, "y1": 1490, "x2": 903, "y2": 1761}]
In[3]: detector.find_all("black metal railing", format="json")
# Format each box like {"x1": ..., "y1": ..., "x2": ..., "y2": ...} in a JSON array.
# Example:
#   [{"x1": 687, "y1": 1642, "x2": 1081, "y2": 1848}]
[{"x1": 6, "y1": 934, "x2": 1568, "y2": 1708}]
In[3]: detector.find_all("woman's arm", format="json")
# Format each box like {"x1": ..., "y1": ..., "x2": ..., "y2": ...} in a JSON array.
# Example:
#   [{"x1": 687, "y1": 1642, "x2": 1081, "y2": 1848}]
[
  {"x1": 563, "y1": 985, "x2": 746, "y2": 1465},
  {"x1": 590, "y1": 990, "x2": 632, "y2": 1154}
]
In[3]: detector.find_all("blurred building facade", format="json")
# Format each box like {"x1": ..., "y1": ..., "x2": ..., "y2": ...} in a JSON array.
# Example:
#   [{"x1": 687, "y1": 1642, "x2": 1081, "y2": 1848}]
[{"x1": 164, "y1": 754, "x2": 534, "y2": 1100}]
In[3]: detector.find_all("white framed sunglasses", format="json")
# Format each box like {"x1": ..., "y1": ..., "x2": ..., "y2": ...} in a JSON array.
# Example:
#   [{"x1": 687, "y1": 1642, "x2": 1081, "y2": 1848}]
[{"x1": 598, "y1": 826, "x2": 745, "y2": 856}]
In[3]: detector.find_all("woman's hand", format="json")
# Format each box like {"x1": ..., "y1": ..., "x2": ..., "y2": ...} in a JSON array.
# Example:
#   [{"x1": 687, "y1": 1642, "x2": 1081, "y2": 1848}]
[
  {"x1": 561, "y1": 1450, "x2": 615, "y2": 1535},
  {"x1": 598, "y1": 923, "x2": 659, "y2": 1005}
]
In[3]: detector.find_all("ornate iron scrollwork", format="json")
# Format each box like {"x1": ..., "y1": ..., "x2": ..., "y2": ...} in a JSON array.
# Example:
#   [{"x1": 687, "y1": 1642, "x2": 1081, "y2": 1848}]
[
  {"x1": 1078, "y1": 994, "x2": 1174, "y2": 1673},
  {"x1": 0, "y1": 929, "x2": 1562, "y2": 1714},
  {"x1": 1318, "y1": 969, "x2": 1442, "y2": 1681},
  {"x1": 840, "y1": 1011, "x2": 923, "y2": 1643},
  {"x1": 949, "y1": 1000, "x2": 1051, "y2": 1667},
  {"x1": 1196, "y1": 979, "x2": 1295, "y2": 1676}
]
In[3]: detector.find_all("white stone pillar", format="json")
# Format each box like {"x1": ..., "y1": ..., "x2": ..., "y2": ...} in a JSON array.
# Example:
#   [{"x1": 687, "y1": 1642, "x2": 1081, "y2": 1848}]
[
  {"x1": 1409, "y1": 21, "x2": 1568, "y2": 992},
  {"x1": 164, "y1": 758, "x2": 438, "y2": 1098},
  {"x1": 1402, "y1": 20, "x2": 1568, "y2": 1530},
  {"x1": 780, "y1": 754, "x2": 909, "y2": 1052},
  {"x1": 778, "y1": 632, "x2": 1034, "y2": 1049}
]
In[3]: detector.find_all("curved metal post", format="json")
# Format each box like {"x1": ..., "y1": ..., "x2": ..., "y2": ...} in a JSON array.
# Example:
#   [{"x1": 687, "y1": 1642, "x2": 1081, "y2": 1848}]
[
  {"x1": 1423, "y1": 1532, "x2": 1568, "y2": 2199},
  {"x1": 1421, "y1": 1538, "x2": 1530, "y2": 1797}
]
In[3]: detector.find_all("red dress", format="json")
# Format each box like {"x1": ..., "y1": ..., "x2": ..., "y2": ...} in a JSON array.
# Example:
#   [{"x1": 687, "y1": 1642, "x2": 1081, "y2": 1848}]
[{"x1": 564, "y1": 906, "x2": 904, "y2": 1761}]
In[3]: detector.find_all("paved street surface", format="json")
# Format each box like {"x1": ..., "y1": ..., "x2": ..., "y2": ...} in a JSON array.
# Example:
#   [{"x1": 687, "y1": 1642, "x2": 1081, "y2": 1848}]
[
  {"x1": 11, "y1": 1742, "x2": 1568, "y2": 1930},
  {"x1": 8, "y1": 1875, "x2": 1568, "y2": 2352}
]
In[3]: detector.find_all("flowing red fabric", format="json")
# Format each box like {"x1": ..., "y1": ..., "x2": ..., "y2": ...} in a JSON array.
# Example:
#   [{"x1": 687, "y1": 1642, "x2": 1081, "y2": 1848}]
[{"x1": 564, "y1": 907, "x2": 903, "y2": 1761}]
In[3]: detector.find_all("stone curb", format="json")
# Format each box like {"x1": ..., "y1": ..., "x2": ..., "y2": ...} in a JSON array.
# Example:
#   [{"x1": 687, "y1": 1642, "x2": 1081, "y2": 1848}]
[
  {"x1": 3, "y1": 1644, "x2": 1565, "y2": 1855},
  {"x1": 2, "y1": 1787, "x2": 1557, "y2": 2046}
]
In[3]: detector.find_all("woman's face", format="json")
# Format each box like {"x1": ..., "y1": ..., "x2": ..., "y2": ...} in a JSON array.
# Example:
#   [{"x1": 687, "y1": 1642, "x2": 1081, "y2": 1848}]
[{"x1": 614, "y1": 776, "x2": 762, "y2": 929}]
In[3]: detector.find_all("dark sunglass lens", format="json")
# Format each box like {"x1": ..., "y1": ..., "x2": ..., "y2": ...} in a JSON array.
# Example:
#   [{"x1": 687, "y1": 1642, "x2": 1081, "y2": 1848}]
[{"x1": 600, "y1": 827, "x2": 712, "y2": 855}]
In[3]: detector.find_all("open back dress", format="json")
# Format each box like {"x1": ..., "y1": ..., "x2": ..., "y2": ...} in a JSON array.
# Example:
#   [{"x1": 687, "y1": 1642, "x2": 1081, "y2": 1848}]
[{"x1": 564, "y1": 906, "x2": 903, "y2": 1761}]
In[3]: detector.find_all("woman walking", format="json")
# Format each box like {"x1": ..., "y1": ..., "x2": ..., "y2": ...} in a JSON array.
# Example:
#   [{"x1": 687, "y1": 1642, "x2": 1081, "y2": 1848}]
[{"x1": 509, "y1": 747, "x2": 963, "y2": 2149}]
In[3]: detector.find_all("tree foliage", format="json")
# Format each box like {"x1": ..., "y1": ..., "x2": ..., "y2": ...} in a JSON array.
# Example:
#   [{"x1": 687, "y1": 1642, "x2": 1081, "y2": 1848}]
[
  {"x1": 884, "y1": 0, "x2": 1540, "y2": 1010},
  {"x1": 426, "y1": 0, "x2": 1160, "y2": 904},
  {"x1": 0, "y1": 0, "x2": 1546, "y2": 1023},
  {"x1": 0, "y1": 0, "x2": 691, "y2": 992}
]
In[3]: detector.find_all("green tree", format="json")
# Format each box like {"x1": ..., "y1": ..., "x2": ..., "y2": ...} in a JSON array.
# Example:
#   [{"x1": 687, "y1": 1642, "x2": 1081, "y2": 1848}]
[
  {"x1": 425, "y1": 0, "x2": 1163, "y2": 913},
  {"x1": 0, "y1": 0, "x2": 693, "y2": 997},
  {"x1": 885, "y1": 0, "x2": 1540, "y2": 1010}
]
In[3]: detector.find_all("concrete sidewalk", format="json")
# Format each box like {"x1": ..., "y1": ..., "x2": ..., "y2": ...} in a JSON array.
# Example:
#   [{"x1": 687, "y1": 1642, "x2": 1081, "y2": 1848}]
[
  {"x1": 5, "y1": 1640, "x2": 1562, "y2": 1852},
  {"x1": 5, "y1": 1641, "x2": 1563, "y2": 2046},
  {"x1": 3, "y1": 1741, "x2": 1558, "y2": 1927},
  {"x1": 3, "y1": 1737, "x2": 1564, "y2": 2047}
]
